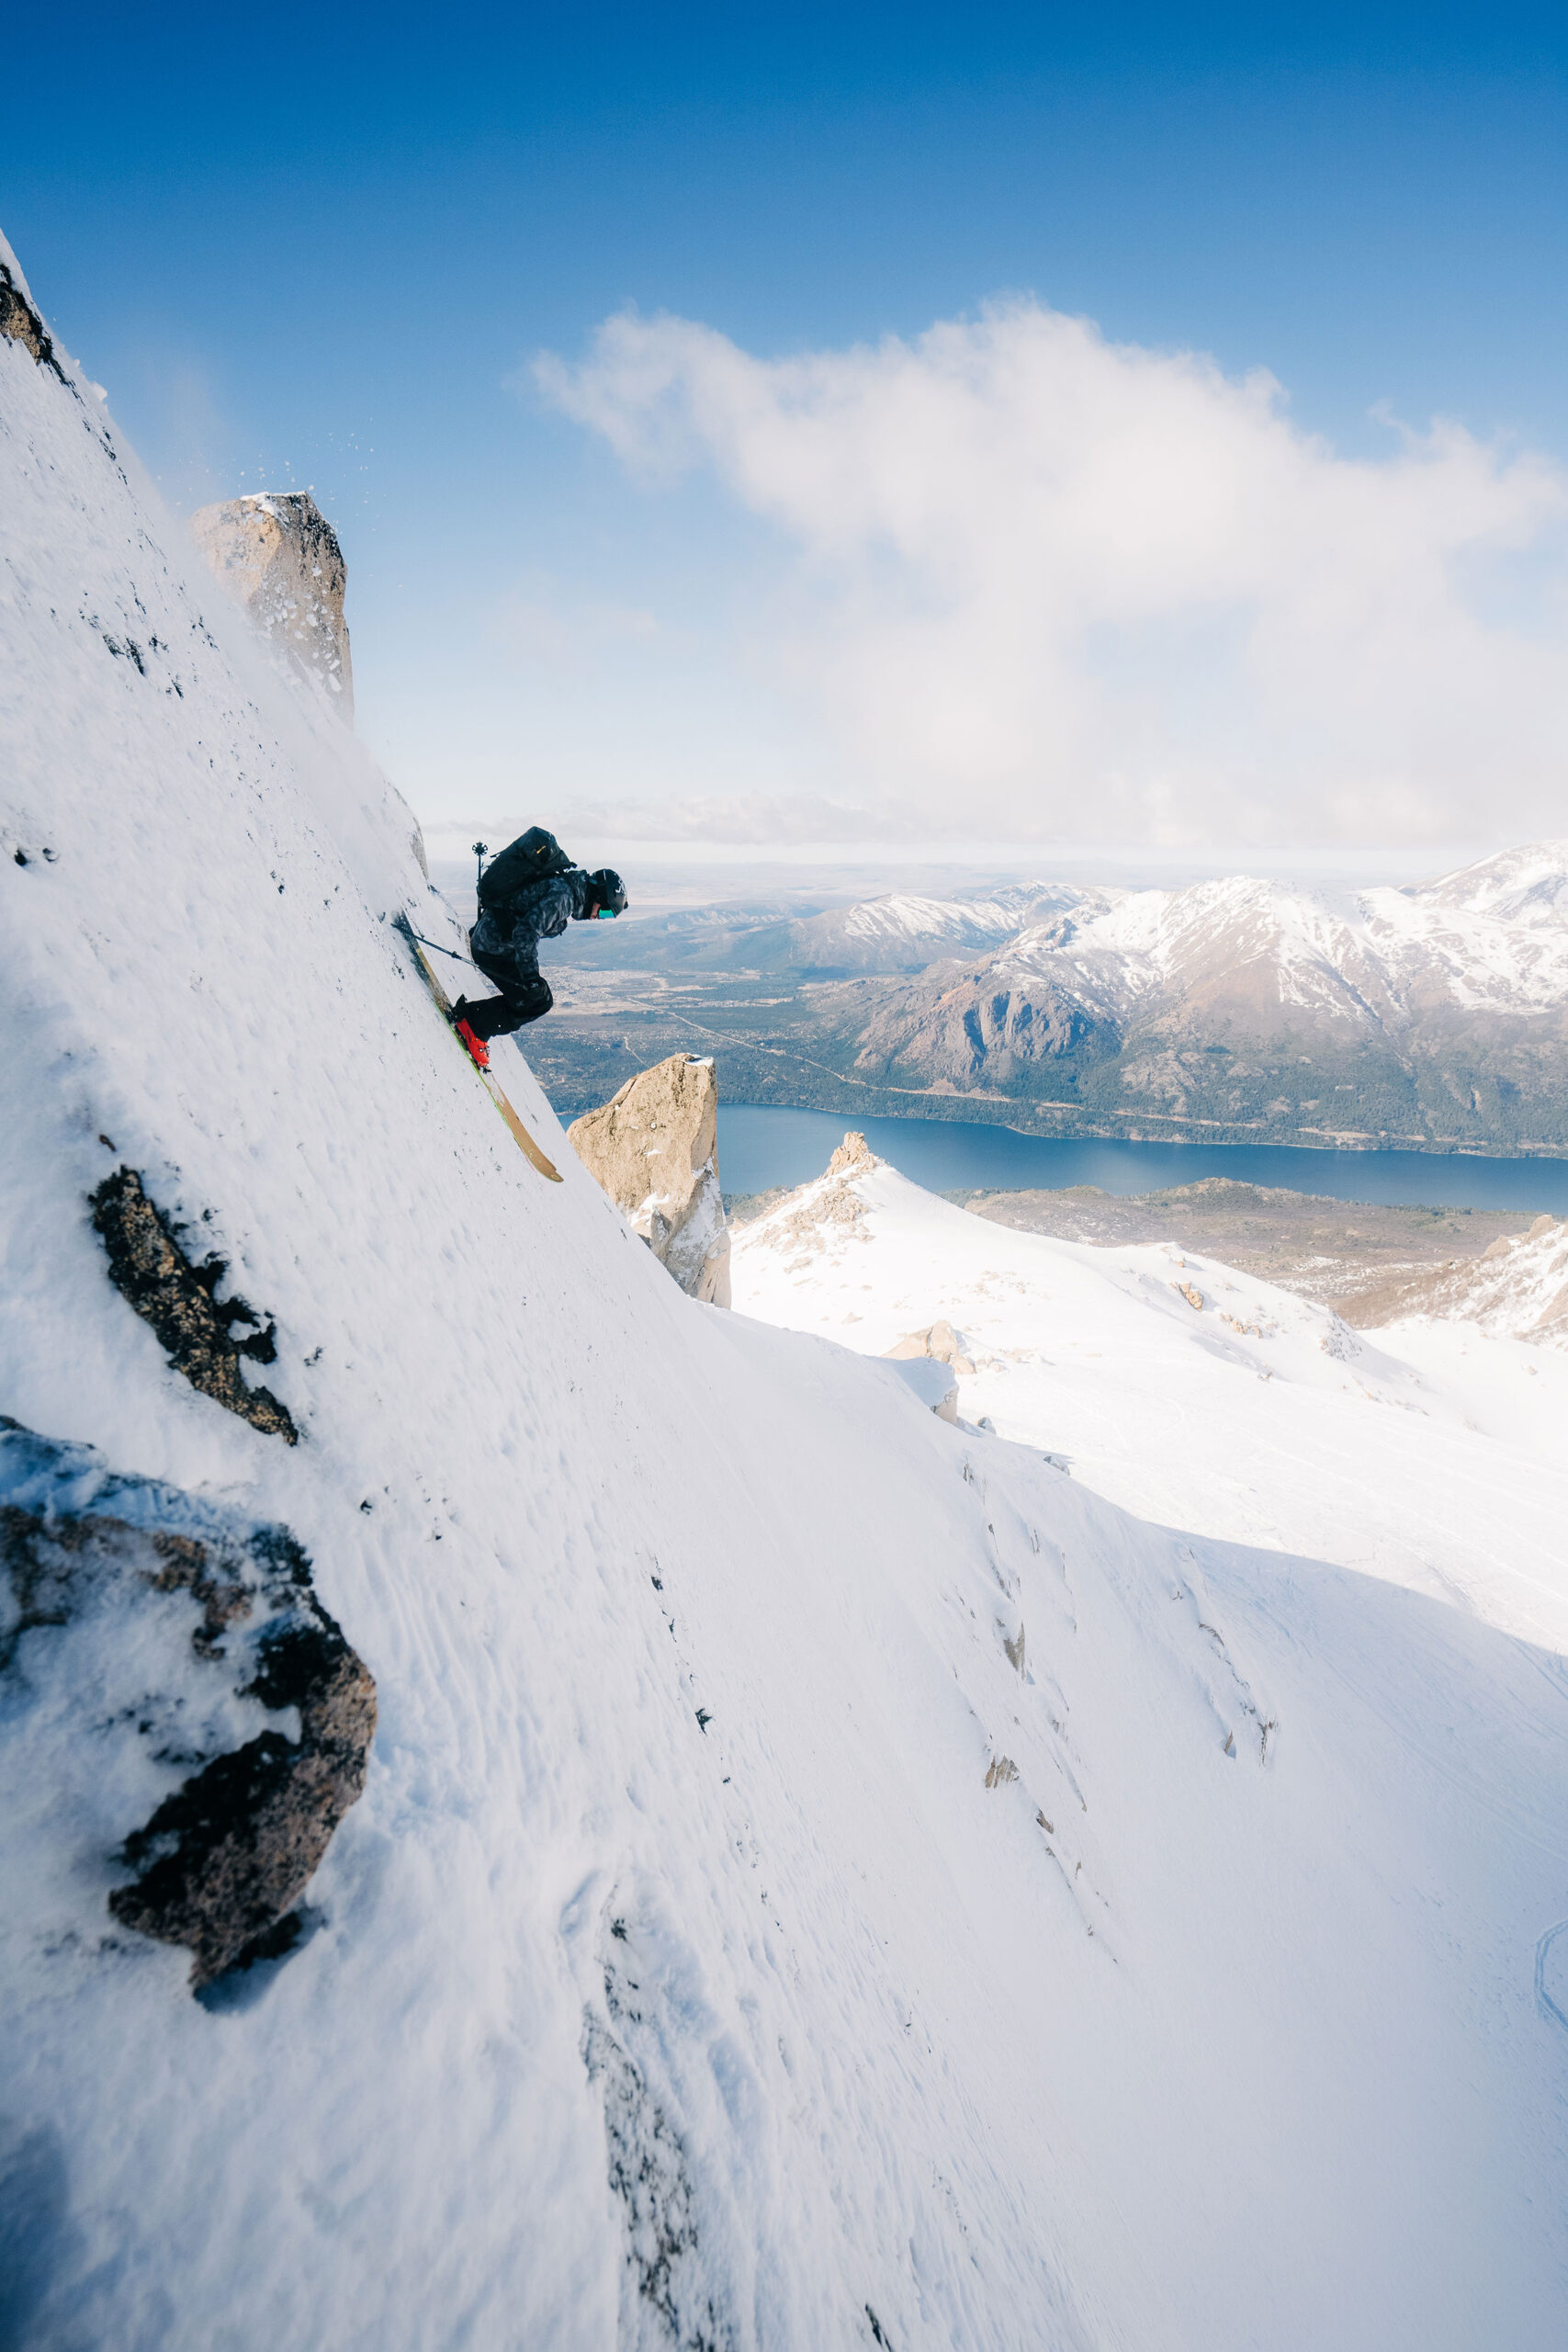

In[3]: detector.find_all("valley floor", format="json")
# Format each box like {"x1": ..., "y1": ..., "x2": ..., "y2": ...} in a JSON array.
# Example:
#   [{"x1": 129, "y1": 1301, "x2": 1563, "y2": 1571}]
[{"x1": 956, "y1": 1175, "x2": 1537, "y2": 1321}]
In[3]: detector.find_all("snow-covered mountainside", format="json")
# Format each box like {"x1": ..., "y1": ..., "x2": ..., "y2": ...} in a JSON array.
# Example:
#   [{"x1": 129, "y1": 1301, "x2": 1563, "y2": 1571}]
[
  {"x1": 731, "y1": 1138, "x2": 1568, "y2": 1621},
  {"x1": 1378, "y1": 1213, "x2": 1568, "y2": 1348},
  {"x1": 784, "y1": 882, "x2": 1080, "y2": 974},
  {"x1": 6, "y1": 232, "x2": 1568, "y2": 2351},
  {"x1": 990, "y1": 849, "x2": 1568, "y2": 1023},
  {"x1": 538, "y1": 883, "x2": 1088, "y2": 989},
  {"x1": 818, "y1": 852, "x2": 1568, "y2": 1149}
]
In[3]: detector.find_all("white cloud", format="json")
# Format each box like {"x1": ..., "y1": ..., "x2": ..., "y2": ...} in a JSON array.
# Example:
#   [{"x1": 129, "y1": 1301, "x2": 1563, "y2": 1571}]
[
  {"x1": 546, "y1": 789, "x2": 906, "y2": 845},
  {"x1": 536, "y1": 302, "x2": 1568, "y2": 848},
  {"x1": 491, "y1": 585, "x2": 661, "y2": 676}
]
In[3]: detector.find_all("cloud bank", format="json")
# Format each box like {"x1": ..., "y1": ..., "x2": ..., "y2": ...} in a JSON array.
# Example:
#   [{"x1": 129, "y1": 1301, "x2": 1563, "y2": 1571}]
[{"x1": 536, "y1": 302, "x2": 1568, "y2": 848}]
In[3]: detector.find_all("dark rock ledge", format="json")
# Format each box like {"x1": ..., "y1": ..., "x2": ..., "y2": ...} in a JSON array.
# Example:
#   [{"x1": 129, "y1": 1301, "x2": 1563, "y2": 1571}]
[
  {"x1": 1, "y1": 1419, "x2": 374, "y2": 1991},
  {"x1": 0, "y1": 257, "x2": 69, "y2": 384},
  {"x1": 90, "y1": 1167, "x2": 298, "y2": 1443}
]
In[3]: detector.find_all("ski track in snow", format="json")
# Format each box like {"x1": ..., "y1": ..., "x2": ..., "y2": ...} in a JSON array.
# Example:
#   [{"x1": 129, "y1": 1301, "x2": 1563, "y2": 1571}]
[{"x1": 4, "y1": 233, "x2": 1568, "y2": 2350}]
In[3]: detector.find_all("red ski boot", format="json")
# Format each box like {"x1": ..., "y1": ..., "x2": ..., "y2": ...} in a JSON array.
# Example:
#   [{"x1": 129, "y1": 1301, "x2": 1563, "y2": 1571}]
[{"x1": 450, "y1": 1007, "x2": 491, "y2": 1069}]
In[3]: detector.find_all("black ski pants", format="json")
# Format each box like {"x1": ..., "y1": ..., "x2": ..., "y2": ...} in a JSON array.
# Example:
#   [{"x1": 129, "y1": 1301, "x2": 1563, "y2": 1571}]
[{"x1": 463, "y1": 944, "x2": 554, "y2": 1039}]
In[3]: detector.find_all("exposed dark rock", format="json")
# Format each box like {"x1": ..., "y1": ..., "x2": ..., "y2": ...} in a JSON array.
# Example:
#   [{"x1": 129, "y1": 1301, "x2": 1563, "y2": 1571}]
[
  {"x1": 584, "y1": 1991, "x2": 734, "y2": 2352},
  {"x1": 851, "y1": 970, "x2": 1111, "y2": 1089},
  {"x1": 112, "y1": 1529, "x2": 377, "y2": 1988},
  {"x1": 88, "y1": 1167, "x2": 298, "y2": 1442},
  {"x1": 1, "y1": 1419, "x2": 375, "y2": 1992},
  {"x1": 0, "y1": 259, "x2": 68, "y2": 384},
  {"x1": 110, "y1": 1643, "x2": 376, "y2": 1986}
]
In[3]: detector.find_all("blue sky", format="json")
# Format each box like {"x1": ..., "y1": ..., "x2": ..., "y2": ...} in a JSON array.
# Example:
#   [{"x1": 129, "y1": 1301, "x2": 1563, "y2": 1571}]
[{"x1": 7, "y1": 4, "x2": 1568, "y2": 860}]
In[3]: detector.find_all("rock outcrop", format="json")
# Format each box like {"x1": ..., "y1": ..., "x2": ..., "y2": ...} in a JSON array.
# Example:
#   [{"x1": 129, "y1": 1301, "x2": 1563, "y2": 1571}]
[
  {"x1": 1378, "y1": 1211, "x2": 1568, "y2": 1345},
  {"x1": 1, "y1": 1419, "x2": 375, "y2": 1992},
  {"x1": 89, "y1": 1166, "x2": 298, "y2": 1442},
  {"x1": 884, "y1": 1317, "x2": 976, "y2": 1375},
  {"x1": 882, "y1": 1318, "x2": 969, "y2": 1422},
  {"x1": 569, "y1": 1056, "x2": 731, "y2": 1306},
  {"x1": 826, "y1": 1131, "x2": 876, "y2": 1181},
  {"x1": 882, "y1": 1354, "x2": 961, "y2": 1423},
  {"x1": 1, "y1": 254, "x2": 68, "y2": 383},
  {"x1": 190, "y1": 491, "x2": 354, "y2": 718}
]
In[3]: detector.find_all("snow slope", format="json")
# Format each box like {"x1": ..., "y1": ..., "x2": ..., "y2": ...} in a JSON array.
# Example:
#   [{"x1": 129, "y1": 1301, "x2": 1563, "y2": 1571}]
[
  {"x1": 730, "y1": 1146, "x2": 1568, "y2": 1648},
  {"x1": 6, "y1": 234, "x2": 1568, "y2": 2352}
]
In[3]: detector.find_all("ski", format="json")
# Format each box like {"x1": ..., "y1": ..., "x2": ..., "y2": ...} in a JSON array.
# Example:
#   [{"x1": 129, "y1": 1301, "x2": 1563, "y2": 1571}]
[{"x1": 394, "y1": 913, "x2": 563, "y2": 1182}]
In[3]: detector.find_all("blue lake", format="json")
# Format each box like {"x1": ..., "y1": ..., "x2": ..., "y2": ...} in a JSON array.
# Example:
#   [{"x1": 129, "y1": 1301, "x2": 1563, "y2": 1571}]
[{"x1": 716, "y1": 1103, "x2": 1568, "y2": 1214}]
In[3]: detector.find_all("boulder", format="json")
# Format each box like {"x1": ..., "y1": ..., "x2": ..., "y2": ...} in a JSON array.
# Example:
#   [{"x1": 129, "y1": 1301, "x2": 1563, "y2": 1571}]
[
  {"x1": 883, "y1": 1355, "x2": 960, "y2": 1423},
  {"x1": 569, "y1": 1056, "x2": 731, "y2": 1306},
  {"x1": 884, "y1": 1317, "x2": 976, "y2": 1376},
  {"x1": 1, "y1": 1419, "x2": 375, "y2": 1994},
  {"x1": 190, "y1": 492, "x2": 354, "y2": 718}
]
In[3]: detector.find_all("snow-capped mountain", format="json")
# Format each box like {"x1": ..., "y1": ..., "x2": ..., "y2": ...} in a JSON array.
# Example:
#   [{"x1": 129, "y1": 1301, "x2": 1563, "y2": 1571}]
[
  {"x1": 6, "y1": 229, "x2": 1568, "y2": 2350},
  {"x1": 784, "y1": 881, "x2": 1082, "y2": 973},
  {"x1": 818, "y1": 853, "x2": 1568, "y2": 1150},
  {"x1": 537, "y1": 854, "x2": 1568, "y2": 1151},
  {"x1": 1419, "y1": 838, "x2": 1568, "y2": 930},
  {"x1": 992, "y1": 849, "x2": 1568, "y2": 1025},
  {"x1": 521, "y1": 883, "x2": 1083, "y2": 984}
]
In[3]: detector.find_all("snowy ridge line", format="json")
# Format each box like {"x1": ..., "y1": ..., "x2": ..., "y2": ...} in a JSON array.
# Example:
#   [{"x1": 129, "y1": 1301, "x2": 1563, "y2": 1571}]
[
  {"x1": 760, "y1": 842, "x2": 1568, "y2": 1017},
  {"x1": 980, "y1": 845, "x2": 1568, "y2": 1025}
]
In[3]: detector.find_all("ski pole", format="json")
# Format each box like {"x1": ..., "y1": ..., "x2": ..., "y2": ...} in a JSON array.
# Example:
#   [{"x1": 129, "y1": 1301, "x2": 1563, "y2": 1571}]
[{"x1": 407, "y1": 928, "x2": 473, "y2": 966}]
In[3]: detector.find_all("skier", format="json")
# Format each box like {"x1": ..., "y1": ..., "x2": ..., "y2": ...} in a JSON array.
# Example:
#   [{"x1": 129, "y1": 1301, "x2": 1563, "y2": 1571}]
[{"x1": 450, "y1": 827, "x2": 627, "y2": 1053}]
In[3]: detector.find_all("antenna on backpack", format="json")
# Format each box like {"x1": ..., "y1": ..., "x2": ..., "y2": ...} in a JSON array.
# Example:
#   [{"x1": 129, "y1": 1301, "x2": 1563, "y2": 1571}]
[{"x1": 472, "y1": 841, "x2": 489, "y2": 892}]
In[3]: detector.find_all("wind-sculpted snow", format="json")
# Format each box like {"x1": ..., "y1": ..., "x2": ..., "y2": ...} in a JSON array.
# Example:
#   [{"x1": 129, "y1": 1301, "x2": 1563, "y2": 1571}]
[
  {"x1": 733, "y1": 1137, "x2": 1568, "y2": 1626},
  {"x1": 5, "y1": 230, "x2": 1568, "y2": 2348}
]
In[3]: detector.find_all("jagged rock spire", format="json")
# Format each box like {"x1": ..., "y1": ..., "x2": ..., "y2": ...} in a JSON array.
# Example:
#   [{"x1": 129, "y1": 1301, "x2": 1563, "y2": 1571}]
[{"x1": 191, "y1": 491, "x2": 354, "y2": 720}]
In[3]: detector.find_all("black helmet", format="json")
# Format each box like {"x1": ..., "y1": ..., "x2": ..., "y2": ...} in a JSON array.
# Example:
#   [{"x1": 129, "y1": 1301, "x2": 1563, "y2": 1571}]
[{"x1": 590, "y1": 867, "x2": 628, "y2": 916}]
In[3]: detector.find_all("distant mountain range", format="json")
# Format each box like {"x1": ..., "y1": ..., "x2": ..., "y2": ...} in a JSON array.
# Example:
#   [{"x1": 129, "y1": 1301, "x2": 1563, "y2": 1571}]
[
  {"x1": 536, "y1": 878, "x2": 1075, "y2": 977},
  {"x1": 784, "y1": 883, "x2": 1078, "y2": 973},
  {"x1": 534, "y1": 842, "x2": 1568, "y2": 1154},
  {"x1": 813, "y1": 842, "x2": 1568, "y2": 1150}
]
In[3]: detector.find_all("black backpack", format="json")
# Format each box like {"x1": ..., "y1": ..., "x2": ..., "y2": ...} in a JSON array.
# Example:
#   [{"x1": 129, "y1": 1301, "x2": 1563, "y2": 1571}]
[{"x1": 476, "y1": 827, "x2": 574, "y2": 912}]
